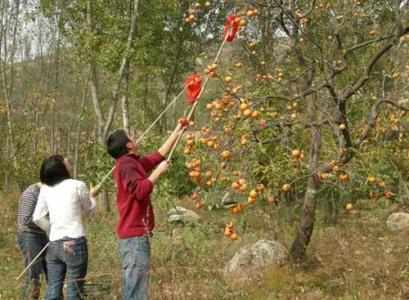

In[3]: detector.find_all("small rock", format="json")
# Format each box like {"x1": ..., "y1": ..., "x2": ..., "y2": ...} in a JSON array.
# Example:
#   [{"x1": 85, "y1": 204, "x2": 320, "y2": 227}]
[
  {"x1": 224, "y1": 240, "x2": 288, "y2": 281},
  {"x1": 167, "y1": 206, "x2": 201, "y2": 224},
  {"x1": 386, "y1": 212, "x2": 409, "y2": 232}
]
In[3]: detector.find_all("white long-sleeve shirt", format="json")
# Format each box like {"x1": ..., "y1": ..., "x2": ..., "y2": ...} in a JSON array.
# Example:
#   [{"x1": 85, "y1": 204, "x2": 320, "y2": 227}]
[{"x1": 33, "y1": 179, "x2": 96, "y2": 241}]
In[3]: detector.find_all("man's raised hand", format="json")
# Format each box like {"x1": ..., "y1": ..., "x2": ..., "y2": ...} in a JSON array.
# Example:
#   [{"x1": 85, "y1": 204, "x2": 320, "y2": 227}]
[{"x1": 156, "y1": 160, "x2": 171, "y2": 175}]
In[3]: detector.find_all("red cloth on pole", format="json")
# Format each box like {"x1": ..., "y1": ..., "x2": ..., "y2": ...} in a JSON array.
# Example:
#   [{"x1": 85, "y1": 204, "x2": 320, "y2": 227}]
[
  {"x1": 185, "y1": 74, "x2": 202, "y2": 104},
  {"x1": 223, "y1": 15, "x2": 239, "y2": 42}
]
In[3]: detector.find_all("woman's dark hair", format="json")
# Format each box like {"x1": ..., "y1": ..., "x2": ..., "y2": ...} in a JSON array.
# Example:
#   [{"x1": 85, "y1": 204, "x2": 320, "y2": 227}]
[
  {"x1": 40, "y1": 155, "x2": 71, "y2": 186},
  {"x1": 107, "y1": 130, "x2": 131, "y2": 159}
]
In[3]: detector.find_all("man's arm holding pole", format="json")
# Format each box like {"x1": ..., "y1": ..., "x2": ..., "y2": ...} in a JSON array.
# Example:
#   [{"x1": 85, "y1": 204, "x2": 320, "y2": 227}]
[
  {"x1": 143, "y1": 123, "x2": 185, "y2": 185},
  {"x1": 158, "y1": 123, "x2": 185, "y2": 158}
]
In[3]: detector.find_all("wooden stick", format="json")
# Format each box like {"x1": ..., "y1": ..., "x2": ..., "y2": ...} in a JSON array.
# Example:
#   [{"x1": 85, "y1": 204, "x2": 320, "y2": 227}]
[
  {"x1": 16, "y1": 242, "x2": 50, "y2": 280},
  {"x1": 97, "y1": 167, "x2": 115, "y2": 188},
  {"x1": 96, "y1": 87, "x2": 187, "y2": 188},
  {"x1": 135, "y1": 87, "x2": 187, "y2": 144},
  {"x1": 167, "y1": 37, "x2": 228, "y2": 160},
  {"x1": 167, "y1": 86, "x2": 203, "y2": 160},
  {"x1": 98, "y1": 27, "x2": 231, "y2": 187}
]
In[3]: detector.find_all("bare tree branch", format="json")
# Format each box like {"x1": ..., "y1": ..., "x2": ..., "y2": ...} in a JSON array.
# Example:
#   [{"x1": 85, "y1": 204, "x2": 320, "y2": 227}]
[
  {"x1": 102, "y1": 0, "x2": 139, "y2": 141},
  {"x1": 353, "y1": 99, "x2": 383, "y2": 149},
  {"x1": 86, "y1": 0, "x2": 139, "y2": 143},
  {"x1": 341, "y1": 43, "x2": 394, "y2": 101},
  {"x1": 343, "y1": 34, "x2": 395, "y2": 59}
]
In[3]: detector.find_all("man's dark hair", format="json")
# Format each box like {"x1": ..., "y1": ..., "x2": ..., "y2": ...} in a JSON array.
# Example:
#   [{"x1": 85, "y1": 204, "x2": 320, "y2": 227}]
[
  {"x1": 107, "y1": 130, "x2": 131, "y2": 159},
  {"x1": 40, "y1": 155, "x2": 71, "y2": 186}
]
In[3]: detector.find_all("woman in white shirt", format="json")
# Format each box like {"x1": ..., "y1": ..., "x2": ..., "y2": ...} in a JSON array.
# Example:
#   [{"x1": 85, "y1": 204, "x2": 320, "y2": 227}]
[{"x1": 33, "y1": 155, "x2": 99, "y2": 299}]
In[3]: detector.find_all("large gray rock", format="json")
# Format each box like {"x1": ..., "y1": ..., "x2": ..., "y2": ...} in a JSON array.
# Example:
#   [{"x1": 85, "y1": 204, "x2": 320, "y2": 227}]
[
  {"x1": 224, "y1": 240, "x2": 288, "y2": 281},
  {"x1": 387, "y1": 212, "x2": 409, "y2": 232},
  {"x1": 167, "y1": 206, "x2": 201, "y2": 224}
]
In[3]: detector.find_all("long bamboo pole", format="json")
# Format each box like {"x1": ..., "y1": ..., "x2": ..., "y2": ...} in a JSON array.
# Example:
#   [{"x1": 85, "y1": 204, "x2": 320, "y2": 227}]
[
  {"x1": 97, "y1": 87, "x2": 187, "y2": 187},
  {"x1": 16, "y1": 242, "x2": 50, "y2": 280},
  {"x1": 98, "y1": 20, "x2": 232, "y2": 187},
  {"x1": 167, "y1": 37, "x2": 229, "y2": 160}
]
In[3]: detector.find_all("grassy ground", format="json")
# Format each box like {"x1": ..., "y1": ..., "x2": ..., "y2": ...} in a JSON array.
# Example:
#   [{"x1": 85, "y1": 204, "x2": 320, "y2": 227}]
[{"x1": 1, "y1": 189, "x2": 409, "y2": 299}]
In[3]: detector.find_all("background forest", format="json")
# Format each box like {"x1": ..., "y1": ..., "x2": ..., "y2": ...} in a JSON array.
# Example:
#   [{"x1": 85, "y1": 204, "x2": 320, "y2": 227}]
[{"x1": 1, "y1": 0, "x2": 409, "y2": 298}]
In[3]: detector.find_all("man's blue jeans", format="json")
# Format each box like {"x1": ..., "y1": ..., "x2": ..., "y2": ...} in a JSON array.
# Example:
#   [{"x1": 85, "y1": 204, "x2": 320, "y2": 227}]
[
  {"x1": 118, "y1": 236, "x2": 151, "y2": 300},
  {"x1": 45, "y1": 237, "x2": 88, "y2": 300},
  {"x1": 17, "y1": 231, "x2": 49, "y2": 300}
]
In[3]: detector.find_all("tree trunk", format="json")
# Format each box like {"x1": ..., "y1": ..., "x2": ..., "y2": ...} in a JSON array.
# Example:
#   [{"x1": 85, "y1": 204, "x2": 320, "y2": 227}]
[
  {"x1": 162, "y1": 35, "x2": 184, "y2": 131},
  {"x1": 51, "y1": 108, "x2": 56, "y2": 152},
  {"x1": 289, "y1": 125, "x2": 321, "y2": 258},
  {"x1": 54, "y1": 31, "x2": 62, "y2": 154},
  {"x1": 86, "y1": 0, "x2": 139, "y2": 211},
  {"x1": 288, "y1": 10, "x2": 320, "y2": 258},
  {"x1": 74, "y1": 71, "x2": 89, "y2": 178},
  {"x1": 121, "y1": 94, "x2": 130, "y2": 135},
  {"x1": 34, "y1": 107, "x2": 39, "y2": 160},
  {"x1": 1, "y1": 0, "x2": 19, "y2": 189},
  {"x1": 121, "y1": 62, "x2": 130, "y2": 135}
]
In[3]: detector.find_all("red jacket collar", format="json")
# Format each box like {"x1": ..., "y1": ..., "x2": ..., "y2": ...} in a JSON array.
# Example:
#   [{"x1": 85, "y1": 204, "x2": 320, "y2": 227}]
[{"x1": 117, "y1": 152, "x2": 140, "y2": 161}]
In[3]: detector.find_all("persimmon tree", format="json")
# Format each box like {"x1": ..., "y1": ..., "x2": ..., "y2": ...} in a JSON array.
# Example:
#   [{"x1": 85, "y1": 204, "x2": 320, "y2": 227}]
[{"x1": 181, "y1": 0, "x2": 409, "y2": 259}]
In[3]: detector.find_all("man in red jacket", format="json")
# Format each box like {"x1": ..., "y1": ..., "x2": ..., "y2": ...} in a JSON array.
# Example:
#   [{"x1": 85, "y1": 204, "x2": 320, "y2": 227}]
[{"x1": 107, "y1": 125, "x2": 184, "y2": 300}]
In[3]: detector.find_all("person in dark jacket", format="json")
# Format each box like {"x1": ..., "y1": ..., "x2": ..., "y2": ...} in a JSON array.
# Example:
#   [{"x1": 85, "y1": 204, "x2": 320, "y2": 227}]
[{"x1": 17, "y1": 182, "x2": 48, "y2": 299}]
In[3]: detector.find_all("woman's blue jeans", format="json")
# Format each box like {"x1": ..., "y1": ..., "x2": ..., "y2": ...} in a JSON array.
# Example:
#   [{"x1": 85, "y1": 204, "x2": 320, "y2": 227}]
[{"x1": 45, "y1": 237, "x2": 88, "y2": 300}]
